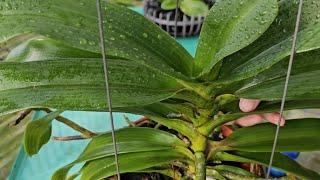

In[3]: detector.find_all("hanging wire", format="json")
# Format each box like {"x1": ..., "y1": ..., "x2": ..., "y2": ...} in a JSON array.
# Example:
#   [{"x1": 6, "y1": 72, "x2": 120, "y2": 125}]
[
  {"x1": 266, "y1": 0, "x2": 304, "y2": 178},
  {"x1": 96, "y1": 0, "x2": 120, "y2": 179},
  {"x1": 174, "y1": 0, "x2": 179, "y2": 38}
]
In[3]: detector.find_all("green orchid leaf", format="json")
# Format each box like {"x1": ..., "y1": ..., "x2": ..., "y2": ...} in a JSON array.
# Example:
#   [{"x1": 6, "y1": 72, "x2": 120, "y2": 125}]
[
  {"x1": 79, "y1": 150, "x2": 189, "y2": 180},
  {"x1": 226, "y1": 24, "x2": 320, "y2": 82},
  {"x1": 0, "y1": 1, "x2": 194, "y2": 78},
  {"x1": 215, "y1": 151, "x2": 320, "y2": 180},
  {"x1": 147, "y1": 115, "x2": 197, "y2": 141},
  {"x1": 180, "y1": 0, "x2": 209, "y2": 16},
  {"x1": 240, "y1": 49, "x2": 320, "y2": 88},
  {"x1": 161, "y1": 0, "x2": 177, "y2": 10},
  {"x1": 194, "y1": 0, "x2": 278, "y2": 78},
  {"x1": 77, "y1": 127, "x2": 188, "y2": 161},
  {"x1": 121, "y1": 90, "x2": 209, "y2": 120},
  {"x1": 0, "y1": 57, "x2": 186, "y2": 115},
  {"x1": 1, "y1": 0, "x2": 320, "y2": 179},
  {"x1": 219, "y1": 0, "x2": 320, "y2": 78},
  {"x1": 5, "y1": 38, "x2": 100, "y2": 62},
  {"x1": 236, "y1": 70, "x2": 320, "y2": 101},
  {"x1": 210, "y1": 49, "x2": 320, "y2": 97},
  {"x1": 0, "y1": 36, "x2": 198, "y2": 116},
  {"x1": 215, "y1": 1, "x2": 320, "y2": 99},
  {"x1": 52, "y1": 127, "x2": 191, "y2": 180},
  {"x1": 0, "y1": 31, "x2": 198, "y2": 116},
  {"x1": 23, "y1": 110, "x2": 62, "y2": 156},
  {"x1": 225, "y1": 118, "x2": 320, "y2": 152}
]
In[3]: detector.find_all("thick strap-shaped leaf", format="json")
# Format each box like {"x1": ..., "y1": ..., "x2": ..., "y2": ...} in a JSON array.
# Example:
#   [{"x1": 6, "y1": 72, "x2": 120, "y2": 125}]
[
  {"x1": 79, "y1": 150, "x2": 189, "y2": 180},
  {"x1": 224, "y1": 50, "x2": 320, "y2": 101},
  {"x1": 226, "y1": 23, "x2": 320, "y2": 82},
  {"x1": 240, "y1": 49, "x2": 320, "y2": 87},
  {"x1": 52, "y1": 127, "x2": 191, "y2": 180},
  {"x1": 194, "y1": 0, "x2": 278, "y2": 77},
  {"x1": 5, "y1": 38, "x2": 100, "y2": 62},
  {"x1": 0, "y1": 1, "x2": 194, "y2": 78},
  {"x1": 256, "y1": 100, "x2": 320, "y2": 113},
  {"x1": 78, "y1": 127, "x2": 188, "y2": 161},
  {"x1": 215, "y1": 0, "x2": 320, "y2": 96},
  {"x1": 219, "y1": 0, "x2": 320, "y2": 78},
  {"x1": 119, "y1": 89, "x2": 209, "y2": 118},
  {"x1": 236, "y1": 70, "x2": 320, "y2": 100},
  {"x1": 0, "y1": 58, "x2": 185, "y2": 115},
  {"x1": 225, "y1": 119, "x2": 320, "y2": 152},
  {"x1": 1, "y1": 38, "x2": 201, "y2": 116},
  {"x1": 23, "y1": 110, "x2": 62, "y2": 156},
  {"x1": 209, "y1": 49, "x2": 320, "y2": 97},
  {"x1": 3, "y1": 38, "x2": 205, "y2": 117},
  {"x1": 215, "y1": 151, "x2": 320, "y2": 180},
  {"x1": 120, "y1": 101, "x2": 196, "y2": 119}
]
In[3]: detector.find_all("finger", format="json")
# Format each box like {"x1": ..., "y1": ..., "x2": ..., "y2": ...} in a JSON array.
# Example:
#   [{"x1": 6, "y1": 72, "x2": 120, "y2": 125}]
[
  {"x1": 262, "y1": 113, "x2": 285, "y2": 126},
  {"x1": 221, "y1": 125, "x2": 233, "y2": 137},
  {"x1": 235, "y1": 114, "x2": 264, "y2": 127},
  {"x1": 239, "y1": 98, "x2": 261, "y2": 112}
]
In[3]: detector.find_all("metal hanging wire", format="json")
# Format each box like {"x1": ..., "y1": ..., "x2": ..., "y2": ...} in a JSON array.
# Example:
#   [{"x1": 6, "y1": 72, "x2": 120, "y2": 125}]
[
  {"x1": 96, "y1": 0, "x2": 121, "y2": 179},
  {"x1": 174, "y1": 0, "x2": 180, "y2": 38},
  {"x1": 266, "y1": 0, "x2": 304, "y2": 178}
]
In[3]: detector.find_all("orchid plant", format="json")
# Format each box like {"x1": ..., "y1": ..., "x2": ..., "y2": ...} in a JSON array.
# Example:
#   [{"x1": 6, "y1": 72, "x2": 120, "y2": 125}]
[{"x1": 0, "y1": 0, "x2": 320, "y2": 179}]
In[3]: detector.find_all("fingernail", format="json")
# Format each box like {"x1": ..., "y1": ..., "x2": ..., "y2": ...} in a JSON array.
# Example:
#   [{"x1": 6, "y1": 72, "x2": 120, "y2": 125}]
[{"x1": 239, "y1": 99, "x2": 260, "y2": 112}]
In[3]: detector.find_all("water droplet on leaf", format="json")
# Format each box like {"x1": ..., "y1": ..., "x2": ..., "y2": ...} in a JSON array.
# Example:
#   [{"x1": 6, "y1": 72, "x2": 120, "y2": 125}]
[
  {"x1": 89, "y1": 41, "x2": 96, "y2": 46},
  {"x1": 79, "y1": 38, "x2": 87, "y2": 45}
]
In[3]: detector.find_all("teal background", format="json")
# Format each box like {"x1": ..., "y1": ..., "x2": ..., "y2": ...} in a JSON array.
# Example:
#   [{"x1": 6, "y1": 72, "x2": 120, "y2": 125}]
[{"x1": 9, "y1": 7, "x2": 199, "y2": 180}]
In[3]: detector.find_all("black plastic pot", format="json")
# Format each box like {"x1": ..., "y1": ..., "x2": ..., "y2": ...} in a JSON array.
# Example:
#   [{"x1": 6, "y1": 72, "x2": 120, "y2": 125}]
[{"x1": 143, "y1": 0, "x2": 214, "y2": 37}]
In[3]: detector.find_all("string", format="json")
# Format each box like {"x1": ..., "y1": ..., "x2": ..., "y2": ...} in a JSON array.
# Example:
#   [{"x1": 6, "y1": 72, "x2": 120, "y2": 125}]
[
  {"x1": 96, "y1": 0, "x2": 120, "y2": 179},
  {"x1": 266, "y1": 0, "x2": 304, "y2": 178},
  {"x1": 174, "y1": 0, "x2": 179, "y2": 38}
]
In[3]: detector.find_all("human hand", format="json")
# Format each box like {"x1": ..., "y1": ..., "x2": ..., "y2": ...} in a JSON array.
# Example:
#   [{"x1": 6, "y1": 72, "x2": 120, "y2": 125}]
[{"x1": 235, "y1": 98, "x2": 285, "y2": 127}]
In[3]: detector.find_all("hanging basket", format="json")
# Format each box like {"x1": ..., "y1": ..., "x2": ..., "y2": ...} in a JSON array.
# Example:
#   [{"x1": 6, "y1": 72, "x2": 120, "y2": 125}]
[{"x1": 143, "y1": 0, "x2": 213, "y2": 37}]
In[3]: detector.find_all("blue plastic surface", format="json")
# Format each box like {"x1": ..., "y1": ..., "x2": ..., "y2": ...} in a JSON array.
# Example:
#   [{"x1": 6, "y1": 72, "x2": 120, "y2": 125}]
[
  {"x1": 9, "y1": 7, "x2": 199, "y2": 180},
  {"x1": 269, "y1": 152, "x2": 300, "y2": 178},
  {"x1": 282, "y1": 152, "x2": 300, "y2": 159},
  {"x1": 270, "y1": 167, "x2": 287, "y2": 178}
]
